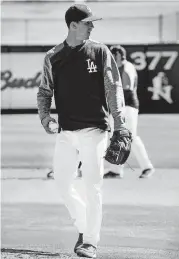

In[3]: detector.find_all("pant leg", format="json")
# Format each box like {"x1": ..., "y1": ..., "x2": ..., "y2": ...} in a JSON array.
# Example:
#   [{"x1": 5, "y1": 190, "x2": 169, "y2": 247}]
[
  {"x1": 53, "y1": 131, "x2": 86, "y2": 233},
  {"x1": 125, "y1": 106, "x2": 153, "y2": 170},
  {"x1": 78, "y1": 128, "x2": 108, "y2": 247}
]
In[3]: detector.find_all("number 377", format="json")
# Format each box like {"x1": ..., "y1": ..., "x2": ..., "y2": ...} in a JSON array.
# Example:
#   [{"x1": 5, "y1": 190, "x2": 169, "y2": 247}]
[{"x1": 130, "y1": 51, "x2": 178, "y2": 70}]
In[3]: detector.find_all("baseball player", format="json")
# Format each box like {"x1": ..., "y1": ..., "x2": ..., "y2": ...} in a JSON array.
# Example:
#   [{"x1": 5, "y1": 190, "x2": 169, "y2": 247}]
[
  {"x1": 104, "y1": 45, "x2": 155, "y2": 179},
  {"x1": 37, "y1": 4, "x2": 128, "y2": 258}
]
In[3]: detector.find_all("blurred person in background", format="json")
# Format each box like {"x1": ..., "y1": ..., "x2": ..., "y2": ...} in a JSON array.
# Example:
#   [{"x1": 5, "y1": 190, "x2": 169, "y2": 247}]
[
  {"x1": 37, "y1": 4, "x2": 128, "y2": 258},
  {"x1": 104, "y1": 45, "x2": 155, "y2": 179}
]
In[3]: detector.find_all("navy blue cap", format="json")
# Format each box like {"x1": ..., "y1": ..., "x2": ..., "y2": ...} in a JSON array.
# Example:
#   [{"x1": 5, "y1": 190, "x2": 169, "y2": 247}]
[{"x1": 65, "y1": 4, "x2": 102, "y2": 27}]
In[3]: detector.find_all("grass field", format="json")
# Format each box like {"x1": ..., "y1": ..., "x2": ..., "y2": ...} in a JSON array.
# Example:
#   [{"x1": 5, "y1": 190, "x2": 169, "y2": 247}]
[{"x1": 1, "y1": 114, "x2": 179, "y2": 259}]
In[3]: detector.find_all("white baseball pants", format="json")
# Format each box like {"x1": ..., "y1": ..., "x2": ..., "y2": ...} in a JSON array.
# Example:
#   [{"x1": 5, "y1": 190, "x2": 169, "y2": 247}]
[
  {"x1": 53, "y1": 128, "x2": 108, "y2": 247},
  {"x1": 105, "y1": 106, "x2": 153, "y2": 173}
]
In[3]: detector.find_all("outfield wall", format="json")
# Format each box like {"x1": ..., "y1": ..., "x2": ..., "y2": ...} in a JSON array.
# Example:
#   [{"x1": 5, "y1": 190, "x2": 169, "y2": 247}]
[{"x1": 1, "y1": 44, "x2": 179, "y2": 113}]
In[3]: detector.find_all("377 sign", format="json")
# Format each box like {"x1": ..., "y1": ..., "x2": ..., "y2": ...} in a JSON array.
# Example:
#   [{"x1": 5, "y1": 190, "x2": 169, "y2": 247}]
[{"x1": 130, "y1": 51, "x2": 178, "y2": 71}]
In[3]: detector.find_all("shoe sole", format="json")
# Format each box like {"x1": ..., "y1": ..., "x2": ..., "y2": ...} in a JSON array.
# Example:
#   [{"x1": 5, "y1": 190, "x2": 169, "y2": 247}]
[
  {"x1": 76, "y1": 250, "x2": 96, "y2": 258},
  {"x1": 139, "y1": 170, "x2": 155, "y2": 179},
  {"x1": 104, "y1": 173, "x2": 123, "y2": 179},
  {"x1": 47, "y1": 172, "x2": 54, "y2": 179}
]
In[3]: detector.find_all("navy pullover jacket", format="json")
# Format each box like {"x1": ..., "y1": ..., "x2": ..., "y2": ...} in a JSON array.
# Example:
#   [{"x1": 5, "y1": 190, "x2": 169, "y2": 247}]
[{"x1": 37, "y1": 39, "x2": 125, "y2": 131}]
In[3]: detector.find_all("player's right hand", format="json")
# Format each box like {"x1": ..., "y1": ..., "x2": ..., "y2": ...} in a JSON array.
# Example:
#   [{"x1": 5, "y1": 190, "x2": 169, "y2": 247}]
[{"x1": 41, "y1": 116, "x2": 58, "y2": 134}]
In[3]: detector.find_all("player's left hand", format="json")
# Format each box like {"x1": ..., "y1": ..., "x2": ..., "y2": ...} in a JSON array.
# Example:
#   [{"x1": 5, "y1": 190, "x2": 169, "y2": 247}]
[{"x1": 104, "y1": 127, "x2": 132, "y2": 165}]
